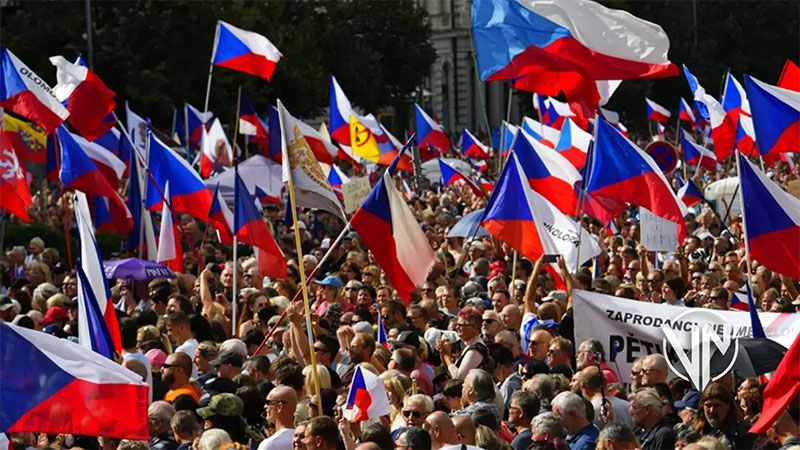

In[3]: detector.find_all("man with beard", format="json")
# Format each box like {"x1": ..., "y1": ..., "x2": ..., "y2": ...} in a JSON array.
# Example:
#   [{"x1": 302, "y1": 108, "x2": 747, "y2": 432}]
[
  {"x1": 693, "y1": 383, "x2": 755, "y2": 449},
  {"x1": 162, "y1": 352, "x2": 200, "y2": 403}
]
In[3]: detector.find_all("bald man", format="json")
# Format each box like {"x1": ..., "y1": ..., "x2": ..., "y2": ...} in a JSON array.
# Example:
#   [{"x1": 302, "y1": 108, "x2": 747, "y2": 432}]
[
  {"x1": 162, "y1": 352, "x2": 200, "y2": 403},
  {"x1": 452, "y1": 416, "x2": 477, "y2": 446},
  {"x1": 258, "y1": 386, "x2": 297, "y2": 450},
  {"x1": 640, "y1": 354, "x2": 669, "y2": 387},
  {"x1": 528, "y1": 329, "x2": 553, "y2": 362},
  {"x1": 425, "y1": 411, "x2": 482, "y2": 450}
]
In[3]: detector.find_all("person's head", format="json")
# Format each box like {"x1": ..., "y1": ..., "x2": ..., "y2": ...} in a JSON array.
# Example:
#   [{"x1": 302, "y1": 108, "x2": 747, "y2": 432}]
[
  {"x1": 509, "y1": 390, "x2": 539, "y2": 428},
  {"x1": 551, "y1": 391, "x2": 589, "y2": 435},
  {"x1": 709, "y1": 287, "x2": 730, "y2": 309},
  {"x1": 303, "y1": 416, "x2": 338, "y2": 450},
  {"x1": 629, "y1": 388, "x2": 664, "y2": 430},
  {"x1": 575, "y1": 338, "x2": 604, "y2": 370},
  {"x1": 396, "y1": 427, "x2": 432, "y2": 450},
  {"x1": 491, "y1": 289, "x2": 511, "y2": 312},
  {"x1": 194, "y1": 341, "x2": 219, "y2": 375},
  {"x1": 462, "y1": 368, "x2": 496, "y2": 405},
  {"x1": 406, "y1": 304, "x2": 427, "y2": 331},
  {"x1": 197, "y1": 429, "x2": 232, "y2": 450},
  {"x1": 598, "y1": 423, "x2": 639, "y2": 450},
  {"x1": 436, "y1": 285, "x2": 458, "y2": 311},
  {"x1": 455, "y1": 307, "x2": 482, "y2": 341},
  {"x1": 480, "y1": 309, "x2": 503, "y2": 340},
  {"x1": 391, "y1": 347, "x2": 418, "y2": 374},
  {"x1": 646, "y1": 269, "x2": 664, "y2": 292},
  {"x1": 531, "y1": 412, "x2": 567, "y2": 443},
  {"x1": 696, "y1": 383, "x2": 737, "y2": 432},
  {"x1": 349, "y1": 332, "x2": 376, "y2": 364},
  {"x1": 148, "y1": 401, "x2": 175, "y2": 436},
  {"x1": 265, "y1": 385, "x2": 297, "y2": 427},
  {"x1": 423, "y1": 411, "x2": 459, "y2": 448},
  {"x1": 528, "y1": 330, "x2": 553, "y2": 361},
  {"x1": 211, "y1": 349, "x2": 245, "y2": 379},
  {"x1": 313, "y1": 334, "x2": 339, "y2": 367},
  {"x1": 166, "y1": 312, "x2": 192, "y2": 345},
  {"x1": 500, "y1": 304, "x2": 522, "y2": 330},
  {"x1": 166, "y1": 294, "x2": 192, "y2": 315},
  {"x1": 546, "y1": 336, "x2": 573, "y2": 368},
  {"x1": 244, "y1": 355, "x2": 271, "y2": 381},
  {"x1": 641, "y1": 354, "x2": 669, "y2": 386},
  {"x1": 403, "y1": 394, "x2": 434, "y2": 427},
  {"x1": 170, "y1": 410, "x2": 199, "y2": 442},
  {"x1": 162, "y1": 352, "x2": 192, "y2": 389},
  {"x1": 576, "y1": 365, "x2": 605, "y2": 398}
]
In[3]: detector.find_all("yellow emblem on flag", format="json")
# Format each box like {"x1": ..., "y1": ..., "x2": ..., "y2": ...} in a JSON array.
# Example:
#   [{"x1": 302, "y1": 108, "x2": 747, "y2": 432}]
[
  {"x1": 3, "y1": 114, "x2": 46, "y2": 153},
  {"x1": 349, "y1": 116, "x2": 380, "y2": 163}
]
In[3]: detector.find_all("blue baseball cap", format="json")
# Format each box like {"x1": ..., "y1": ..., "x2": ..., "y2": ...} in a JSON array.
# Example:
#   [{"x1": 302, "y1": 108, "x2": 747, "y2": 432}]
[
  {"x1": 674, "y1": 391, "x2": 700, "y2": 410},
  {"x1": 314, "y1": 275, "x2": 343, "y2": 289}
]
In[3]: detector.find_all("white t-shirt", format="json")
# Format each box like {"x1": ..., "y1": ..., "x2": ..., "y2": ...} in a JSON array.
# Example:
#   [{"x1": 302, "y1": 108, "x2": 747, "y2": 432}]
[
  {"x1": 175, "y1": 338, "x2": 198, "y2": 379},
  {"x1": 257, "y1": 427, "x2": 295, "y2": 450},
  {"x1": 123, "y1": 351, "x2": 152, "y2": 403},
  {"x1": 440, "y1": 444, "x2": 484, "y2": 450}
]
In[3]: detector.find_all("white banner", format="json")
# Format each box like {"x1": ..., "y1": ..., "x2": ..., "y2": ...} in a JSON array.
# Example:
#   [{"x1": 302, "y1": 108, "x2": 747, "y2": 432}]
[
  {"x1": 640, "y1": 207, "x2": 678, "y2": 252},
  {"x1": 342, "y1": 176, "x2": 371, "y2": 214},
  {"x1": 573, "y1": 290, "x2": 800, "y2": 385}
]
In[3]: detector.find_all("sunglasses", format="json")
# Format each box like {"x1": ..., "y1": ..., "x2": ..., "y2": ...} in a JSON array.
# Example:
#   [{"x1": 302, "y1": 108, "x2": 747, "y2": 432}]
[
  {"x1": 647, "y1": 279, "x2": 661, "y2": 284},
  {"x1": 402, "y1": 410, "x2": 422, "y2": 419},
  {"x1": 266, "y1": 399, "x2": 287, "y2": 406},
  {"x1": 454, "y1": 322, "x2": 474, "y2": 329},
  {"x1": 162, "y1": 363, "x2": 178, "y2": 369},
  {"x1": 314, "y1": 346, "x2": 329, "y2": 353},
  {"x1": 482, "y1": 318, "x2": 496, "y2": 324}
]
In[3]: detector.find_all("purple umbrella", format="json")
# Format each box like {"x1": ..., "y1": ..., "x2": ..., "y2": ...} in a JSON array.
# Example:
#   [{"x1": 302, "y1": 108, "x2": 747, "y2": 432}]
[{"x1": 102, "y1": 258, "x2": 176, "y2": 280}]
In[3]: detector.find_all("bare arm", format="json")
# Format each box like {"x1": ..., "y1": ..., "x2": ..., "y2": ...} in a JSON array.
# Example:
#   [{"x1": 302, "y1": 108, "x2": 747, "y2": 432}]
[
  {"x1": 558, "y1": 256, "x2": 576, "y2": 309},
  {"x1": 287, "y1": 302, "x2": 311, "y2": 366},
  {"x1": 524, "y1": 256, "x2": 545, "y2": 315}
]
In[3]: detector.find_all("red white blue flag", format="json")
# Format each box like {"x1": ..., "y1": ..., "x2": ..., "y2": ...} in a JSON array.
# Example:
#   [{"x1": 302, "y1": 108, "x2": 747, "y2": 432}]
[{"x1": 212, "y1": 21, "x2": 282, "y2": 81}]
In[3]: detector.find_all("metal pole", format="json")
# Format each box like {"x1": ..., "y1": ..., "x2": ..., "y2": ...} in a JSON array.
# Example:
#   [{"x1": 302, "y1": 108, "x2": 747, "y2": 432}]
[
  {"x1": 84, "y1": 0, "x2": 94, "y2": 69},
  {"x1": 203, "y1": 22, "x2": 220, "y2": 114}
]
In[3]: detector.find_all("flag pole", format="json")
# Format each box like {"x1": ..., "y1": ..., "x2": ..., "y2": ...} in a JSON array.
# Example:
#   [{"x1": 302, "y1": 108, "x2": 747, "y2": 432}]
[
  {"x1": 573, "y1": 113, "x2": 601, "y2": 271},
  {"x1": 61, "y1": 191, "x2": 73, "y2": 269},
  {"x1": 232, "y1": 165, "x2": 239, "y2": 337},
  {"x1": 287, "y1": 177, "x2": 323, "y2": 410},
  {"x1": 232, "y1": 86, "x2": 243, "y2": 161},
  {"x1": 203, "y1": 22, "x2": 220, "y2": 115}
]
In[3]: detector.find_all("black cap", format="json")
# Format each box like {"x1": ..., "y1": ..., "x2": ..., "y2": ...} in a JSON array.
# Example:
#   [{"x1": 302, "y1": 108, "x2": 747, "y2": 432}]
[
  {"x1": 202, "y1": 376, "x2": 238, "y2": 394},
  {"x1": 389, "y1": 330, "x2": 420, "y2": 349},
  {"x1": 209, "y1": 350, "x2": 244, "y2": 367}
]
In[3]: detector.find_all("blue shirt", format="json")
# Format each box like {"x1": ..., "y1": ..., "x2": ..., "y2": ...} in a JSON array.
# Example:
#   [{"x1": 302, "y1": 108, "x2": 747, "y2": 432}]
[{"x1": 566, "y1": 423, "x2": 600, "y2": 450}]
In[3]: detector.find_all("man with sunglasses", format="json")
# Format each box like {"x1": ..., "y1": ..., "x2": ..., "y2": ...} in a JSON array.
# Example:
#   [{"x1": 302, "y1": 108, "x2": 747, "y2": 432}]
[
  {"x1": 162, "y1": 352, "x2": 200, "y2": 403},
  {"x1": 401, "y1": 394, "x2": 434, "y2": 429},
  {"x1": 257, "y1": 386, "x2": 296, "y2": 450}
]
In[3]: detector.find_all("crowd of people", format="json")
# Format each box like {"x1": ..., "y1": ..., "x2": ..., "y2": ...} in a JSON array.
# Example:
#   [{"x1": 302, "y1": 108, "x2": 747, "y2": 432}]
[{"x1": 2, "y1": 144, "x2": 800, "y2": 450}]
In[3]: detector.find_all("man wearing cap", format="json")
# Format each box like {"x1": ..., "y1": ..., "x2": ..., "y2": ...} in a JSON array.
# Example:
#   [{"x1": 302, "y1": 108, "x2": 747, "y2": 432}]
[
  {"x1": 40, "y1": 306, "x2": 67, "y2": 328},
  {"x1": 674, "y1": 391, "x2": 700, "y2": 433},
  {"x1": 211, "y1": 350, "x2": 244, "y2": 379},
  {"x1": 197, "y1": 393, "x2": 246, "y2": 441},
  {"x1": 257, "y1": 385, "x2": 297, "y2": 450},
  {"x1": 163, "y1": 352, "x2": 200, "y2": 403},
  {"x1": 0, "y1": 296, "x2": 16, "y2": 322}
]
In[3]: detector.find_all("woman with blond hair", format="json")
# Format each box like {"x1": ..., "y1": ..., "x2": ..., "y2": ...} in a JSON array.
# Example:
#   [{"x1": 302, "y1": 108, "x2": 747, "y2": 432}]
[{"x1": 380, "y1": 370, "x2": 413, "y2": 433}]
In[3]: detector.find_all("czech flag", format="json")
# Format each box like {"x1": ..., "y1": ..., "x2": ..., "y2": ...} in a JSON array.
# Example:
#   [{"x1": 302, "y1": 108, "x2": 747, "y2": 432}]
[
  {"x1": 212, "y1": 21, "x2": 282, "y2": 81},
  {"x1": 351, "y1": 147, "x2": 435, "y2": 305},
  {"x1": 481, "y1": 151, "x2": 599, "y2": 268},
  {"x1": 58, "y1": 126, "x2": 119, "y2": 200},
  {"x1": 72, "y1": 132, "x2": 126, "y2": 190},
  {"x1": 645, "y1": 98, "x2": 671, "y2": 123},
  {"x1": 329, "y1": 75, "x2": 354, "y2": 146},
  {"x1": 45, "y1": 133, "x2": 60, "y2": 181},
  {"x1": 513, "y1": 129, "x2": 581, "y2": 215},
  {"x1": 0, "y1": 47, "x2": 68, "y2": 133},
  {"x1": 234, "y1": 168, "x2": 287, "y2": 279},
  {"x1": 49, "y1": 56, "x2": 116, "y2": 141},
  {"x1": 0, "y1": 132, "x2": 32, "y2": 222},
  {"x1": 683, "y1": 65, "x2": 738, "y2": 161},
  {"x1": 73, "y1": 191, "x2": 122, "y2": 355},
  {"x1": 145, "y1": 131, "x2": 213, "y2": 222},
  {"x1": 729, "y1": 292, "x2": 751, "y2": 312},
  {"x1": 749, "y1": 333, "x2": 800, "y2": 434},
  {"x1": 744, "y1": 74, "x2": 800, "y2": 156},
  {"x1": 415, "y1": 103, "x2": 450, "y2": 157},
  {"x1": 471, "y1": 0, "x2": 678, "y2": 82},
  {"x1": 125, "y1": 149, "x2": 157, "y2": 259},
  {"x1": 680, "y1": 129, "x2": 718, "y2": 172},
  {"x1": 0, "y1": 322, "x2": 148, "y2": 439},
  {"x1": 676, "y1": 174, "x2": 704, "y2": 208},
  {"x1": 554, "y1": 118, "x2": 592, "y2": 170},
  {"x1": 499, "y1": 121, "x2": 519, "y2": 156},
  {"x1": 438, "y1": 158, "x2": 483, "y2": 197},
  {"x1": 328, "y1": 164, "x2": 350, "y2": 200},
  {"x1": 586, "y1": 119, "x2": 687, "y2": 240},
  {"x1": 185, "y1": 103, "x2": 212, "y2": 152},
  {"x1": 522, "y1": 117, "x2": 559, "y2": 148},
  {"x1": 200, "y1": 118, "x2": 233, "y2": 178},
  {"x1": 238, "y1": 92, "x2": 268, "y2": 154},
  {"x1": 721, "y1": 73, "x2": 758, "y2": 156},
  {"x1": 208, "y1": 183, "x2": 234, "y2": 245},
  {"x1": 738, "y1": 153, "x2": 800, "y2": 279},
  {"x1": 461, "y1": 128, "x2": 491, "y2": 159},
  {"x1": 679, "y1": 98, "x2": 696, "y2": 129},
  {"x1": 155, "y1": 184, "x2": 183, "y2": 273},
  {"x1": 343, "y1": 365, "x2": 391, "y2": 423}
]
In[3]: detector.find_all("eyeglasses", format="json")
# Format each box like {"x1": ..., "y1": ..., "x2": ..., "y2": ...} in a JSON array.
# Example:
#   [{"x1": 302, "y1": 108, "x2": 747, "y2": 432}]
[
  {"x1": 162, "y1": 363, "x2": 177, "y2": 369},
  {"x1": 454, "y1": 322, "x2": 474, "y2": 329},
  {"x1": 402, "y1": 410, "x2": 422, "y2": 419},
  {"x1": 313, "y1": 346, "x2": 328, "y2": 353},
  {"x1": 344, "y1": 287, "x2": 355, "y2": 291},
  {"x1": 647, "y1": 279, "x2": 661, "y2": 285},
  {"x1": 266, "y1": 399, "x2": 287, "y2": 406},
  {"x1": 640, "y1": 368, "x2": 661, "y2": 374},
  {"x1": 631, "y1": 370, "x2": 641, "y2": 377},
  {"x1": 482, "y1": 318, "x2": 495, "y2": 324},
  {"x1": 529, "y1": 340, "x2": 545, "y2": 346}
]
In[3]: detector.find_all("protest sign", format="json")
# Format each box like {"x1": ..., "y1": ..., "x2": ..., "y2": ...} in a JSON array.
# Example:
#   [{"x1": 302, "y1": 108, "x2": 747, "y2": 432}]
[
  {"x1": 573, "y1": 290, "x2": 800, "y2": 385},
  {"x1": 342, "y1": 176, "x2": 371, "y2": 214},
  {"x1": 640, "y1": 207, "x2": 678, "y2": 252}
]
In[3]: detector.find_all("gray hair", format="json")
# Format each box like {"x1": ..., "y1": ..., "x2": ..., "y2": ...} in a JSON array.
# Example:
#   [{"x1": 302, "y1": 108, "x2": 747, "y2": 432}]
[
  {"x1": 404, "y1": 394, "x2": 434, "y2": 413},
  {"x1": 634, "y1": 388, "x2": 663, "y2": 410},
  {"x1": 148, "y1": 401, "x2": 175, "y2": 435},
  {"x1": 197, "y1": 428, "x2": 232, "y2": 450},
  {"x1": 531, "y1": 412, "x2": 567, "y2": 439},
  {"x1": 552, "y1": 391, "x2": 586, "y2": 418},
  {"x1": 581, "y1": 338, "x2": 605, "y2": 361},
  {"x1": 599, "y1": 424, "x2": 638, "y2": 445},
  {"x1": 467, "y1": 369, "x2": 496, "y2": 402},
  {"x1": 32, "y1": 282, "x2": 59, "y2": 309}
]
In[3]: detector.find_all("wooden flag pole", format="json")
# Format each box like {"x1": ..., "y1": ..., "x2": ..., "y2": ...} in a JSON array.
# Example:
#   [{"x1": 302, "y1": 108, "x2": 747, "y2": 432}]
[
  {"x1": 287, "y1": 177, "x2": 323, "y2": 411},
  {"x1": 203, "y1": 22, "x2": 220, "y2": 115},
  {"x1": 231, "y1": 86, "x2": 243, "y2": 162}
]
